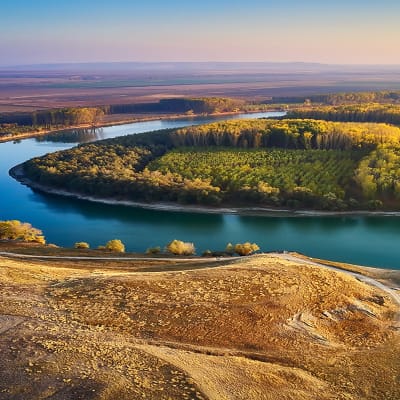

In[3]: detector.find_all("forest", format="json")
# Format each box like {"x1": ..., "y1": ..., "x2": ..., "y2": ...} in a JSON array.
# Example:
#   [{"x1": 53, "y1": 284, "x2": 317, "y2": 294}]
[
  {"x1": 286, "y1": 103, "x2": 400, "y2": 125},
  {"x1": 271, "y1": 90, "x2": 400, "y2": 105},
  {"x1": 109, "y1": 97, "x2": 246, "y2": 114},
  {"x1": 0, "y1": 107, "x2": 106, "y2": 134},
  {"x1": 21, "y1": 119, "x2": 400, "y2": 210}
]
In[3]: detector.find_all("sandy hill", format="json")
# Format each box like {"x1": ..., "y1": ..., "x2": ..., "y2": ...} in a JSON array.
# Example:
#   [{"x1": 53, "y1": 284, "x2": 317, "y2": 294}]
[{"x1": 0, "y1": 251, "x2": 398, "y2": 399}]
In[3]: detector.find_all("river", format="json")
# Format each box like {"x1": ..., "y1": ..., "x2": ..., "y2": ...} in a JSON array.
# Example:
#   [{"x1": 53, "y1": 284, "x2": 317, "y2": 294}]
[{"x1": 1, "y1": 112, "x2": 399, "y2": 269}]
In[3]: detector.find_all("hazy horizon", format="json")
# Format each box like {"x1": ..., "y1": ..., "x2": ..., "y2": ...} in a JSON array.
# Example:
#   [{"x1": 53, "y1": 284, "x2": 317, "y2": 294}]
[
  {"x1": 2, "y1": 0, "x2": 400, "y2": 66},
  {"x1": 2, "y1": 61, "x2": 400, "y2": 69}
]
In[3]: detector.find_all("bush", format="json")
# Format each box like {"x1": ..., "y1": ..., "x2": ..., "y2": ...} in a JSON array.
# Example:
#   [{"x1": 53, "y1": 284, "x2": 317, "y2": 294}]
[
  {"x1": 225, "y1": 243, "x2": 235, "y2": 255},
  {"x1": 146, "y1": 246, "x2": 161, "y2": 255},
  {"x1": 234, "y1": 242, "x2": 260, "y2": 256},
  {"x1": 367, "y1": 199, "x2": 383, "y2": 210},
  {"x1": 74, "y1": 242, "x2": 90, "y2": 249},
  {"x1": 166, "y1": 239, "x2": 196, "y2": 255},
  {"x1": 97, "y1": 245, "x2": 106, "y2": 250},
  {"x1": 105, "y1": 239, "x2": 125, "y2": 253},
  {"x1": 0, "y1": 220, "x2": 45, "y2": 244},
  {"x1": 202, "y1": 250, "x2": 213, "y2": 257}
]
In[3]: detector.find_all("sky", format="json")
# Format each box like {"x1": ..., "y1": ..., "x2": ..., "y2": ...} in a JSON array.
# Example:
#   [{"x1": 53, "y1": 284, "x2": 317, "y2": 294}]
[{"x1": 1, "y1": 0, "x2": 400, "y2": 66}]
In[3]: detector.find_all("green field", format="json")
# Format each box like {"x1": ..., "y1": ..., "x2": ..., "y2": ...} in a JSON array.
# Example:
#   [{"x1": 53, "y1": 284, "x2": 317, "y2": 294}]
[{"x1": 149, "y1": 147, "x2": 363, "y2": 198}]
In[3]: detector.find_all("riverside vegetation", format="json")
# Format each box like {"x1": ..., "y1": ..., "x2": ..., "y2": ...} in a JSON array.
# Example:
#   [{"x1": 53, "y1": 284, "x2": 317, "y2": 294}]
[
  {"x1": 1, "y1": 220, "x2": 259, "y2": 257},
  {"x1": 287, "y1": 103, "x2": 400, "y2": 125},
  {"x1": 0, "y1": 97, "x2": 270, "y2": 138},
  {"x1": 0, "y1": 220, "x2": 46, "y2": 244},
  {"x1": 20, "y1": 118, "x2": 400, "y2": 211}
]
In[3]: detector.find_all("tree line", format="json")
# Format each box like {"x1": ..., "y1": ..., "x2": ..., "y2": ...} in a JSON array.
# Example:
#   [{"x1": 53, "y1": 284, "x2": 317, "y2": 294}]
[
  {"x1": 286, "y1": 103, "x2": 400, "y2": 125},
  {"x1": 0, "y1": 107, "x2": 106, "y2": 130},
  {"x1": 269, "y1": 90, "x2": 400, "y2": 105},
  {"x1": 0, "y1": 97, "x2": 270, "y2": 137},
  {"x1": 105, "y1": 97, "x2": 269, "y2": 115}
]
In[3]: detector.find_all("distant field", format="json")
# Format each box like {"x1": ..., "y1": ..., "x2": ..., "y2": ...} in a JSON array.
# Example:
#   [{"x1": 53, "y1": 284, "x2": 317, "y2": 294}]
[{"x1": 2, "y1": 62, "x2": 400, "y2": 112}]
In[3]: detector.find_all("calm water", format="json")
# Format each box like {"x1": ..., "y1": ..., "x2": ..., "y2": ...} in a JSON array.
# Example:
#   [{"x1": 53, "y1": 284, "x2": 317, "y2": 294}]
[{"x1": 1, "y1": 112, "x2": 399, "y2": 269}]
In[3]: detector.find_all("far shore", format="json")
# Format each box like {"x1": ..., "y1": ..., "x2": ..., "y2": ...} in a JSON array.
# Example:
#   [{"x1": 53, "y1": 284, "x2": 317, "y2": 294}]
[
  {"x1": 0, "y1": 109, "x2": 277, "y2": 144},
  {"x1": 9, "y1": 164, "x2": 400, "y2": 218}
]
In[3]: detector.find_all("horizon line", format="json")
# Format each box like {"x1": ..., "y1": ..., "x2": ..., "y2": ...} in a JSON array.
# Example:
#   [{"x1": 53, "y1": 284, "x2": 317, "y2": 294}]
[{"x1": 2, "y1": 61, "x2": 400, "y2": 69}]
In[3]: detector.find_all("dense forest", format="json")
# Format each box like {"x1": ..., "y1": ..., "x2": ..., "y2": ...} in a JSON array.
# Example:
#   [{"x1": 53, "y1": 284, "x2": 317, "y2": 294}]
[
  {"x1": 110, "y1": 97, "x2": 246, "y2": 114},
  {"x1": 0, "y1": 107, "x2": 106, "y2": 136},
  {"x1": 286, "y1": 103, "x2": 400, "y2": 125},
  {"x1": 0, "y1": 107, "x2": 107, "y2": 127},
  {"x1": 271, "y1": 90, "x2": 400, "y2": 105},
  {"x1": 20, "y1": 119, "x2": 400, "y2": 210}
]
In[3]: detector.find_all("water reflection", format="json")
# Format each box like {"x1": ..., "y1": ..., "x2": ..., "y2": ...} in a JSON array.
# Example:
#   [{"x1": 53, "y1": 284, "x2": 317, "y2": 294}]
[
  {"x1": 361, "y1": 216, "x2": 400, "y2": 233},
  {"x1": 29, "y1": 189, "x2": 224, "y2": 228},
  {"x1": 237, "y1": 215, "x2": 360, "y2": 233},
  {"x1": 36, "y1": 128, "x2": 106, "y2": 144}
]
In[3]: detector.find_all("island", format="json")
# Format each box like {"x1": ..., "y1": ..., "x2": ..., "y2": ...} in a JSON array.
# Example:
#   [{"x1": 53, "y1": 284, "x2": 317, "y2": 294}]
[{"x1": 12, "y1": 118, "x2": 400, "y2": 213}]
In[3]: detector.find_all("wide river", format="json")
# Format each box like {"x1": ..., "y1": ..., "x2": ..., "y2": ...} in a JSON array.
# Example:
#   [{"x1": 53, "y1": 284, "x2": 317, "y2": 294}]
[{"x1": 1, "y1": 112, "x2": 399, "y2": 269}]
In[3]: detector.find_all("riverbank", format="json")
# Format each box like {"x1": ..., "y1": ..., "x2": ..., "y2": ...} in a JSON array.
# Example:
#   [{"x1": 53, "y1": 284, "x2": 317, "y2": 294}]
[
  {"x1": 1, "y1": 239, "x2": 399, "y2": 288},
  {"x1": 10, "y1": 163, "x2": 400, "y2": 217},
  {"x1": 0, "y1": 109, "x2": 274, "y2": 143}
]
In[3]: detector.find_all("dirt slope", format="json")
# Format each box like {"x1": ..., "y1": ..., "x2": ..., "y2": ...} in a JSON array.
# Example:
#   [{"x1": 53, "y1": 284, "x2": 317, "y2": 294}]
[{"x1": 0, "y1": 253, "x2": 398, "y2": 399}]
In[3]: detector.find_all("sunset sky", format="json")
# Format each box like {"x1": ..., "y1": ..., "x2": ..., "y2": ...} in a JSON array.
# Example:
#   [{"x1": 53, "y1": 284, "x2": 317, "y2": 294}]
[{"x1": 2, "y1": 0, "x2": 400, "y2": 66}]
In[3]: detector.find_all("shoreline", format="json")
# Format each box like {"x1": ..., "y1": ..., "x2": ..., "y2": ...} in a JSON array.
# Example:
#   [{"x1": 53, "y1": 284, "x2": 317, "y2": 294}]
[
  {"x1": 0, "y1": 109, "x2": 276, "y2": 144},
  {"x1": 0, "y1": 113, "x2": 189, "y2": 143},
  {"x1": 10, "y1": 164, "x2": 400, "y2": 217}
]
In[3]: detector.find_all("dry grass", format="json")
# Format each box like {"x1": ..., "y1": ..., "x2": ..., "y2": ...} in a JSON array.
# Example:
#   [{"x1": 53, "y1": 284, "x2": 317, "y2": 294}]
[
  {"x1": 0, "y1": 250, "x2": 399, "y2": 399},
  {"x1": 290, "y1": 252, "x2": 400, "y2": 288}
]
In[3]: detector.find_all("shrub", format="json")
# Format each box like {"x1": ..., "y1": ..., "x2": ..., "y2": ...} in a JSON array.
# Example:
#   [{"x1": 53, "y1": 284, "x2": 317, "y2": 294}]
[
  {"x1": 0, "y1": 220, "x2": 46, "y2": 244},
  {"x1": 74, "y1": 242, "x2": 90, "y2": 249},
  {"x1": 105, "y1": 239, "x2": 125, "y2": 253},
  {"x1": 166, "y1": 239, "x2": 196, "y2": 255},
  {"x1": 234, "y1": 242, "x2": 260, "y2": 256},
  {"x1": 367, "y1": 199, "x2": 383, "y2": 210},
  {"x1": 146, "y1": 246, "x2": 161, "y2": 255},
  {"x1": 97, "y1": 245, "x2": 106, "y2": 250},
  {"x1": 202, "y1": 250, "x2": 213, "y2": 257},
  {"x1": 225, "y1": 243, "x2": 235, "y2": 255}
]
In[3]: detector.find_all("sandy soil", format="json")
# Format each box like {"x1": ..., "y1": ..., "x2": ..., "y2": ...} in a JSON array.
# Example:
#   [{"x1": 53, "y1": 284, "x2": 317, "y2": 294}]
[{"x1": 0, "y1": 250, "x2": 398, "y2": 399}]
